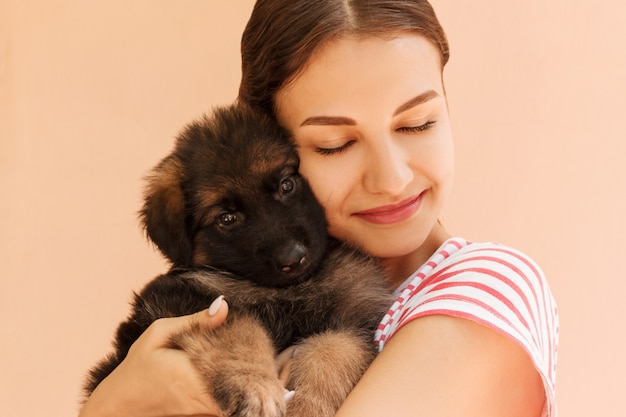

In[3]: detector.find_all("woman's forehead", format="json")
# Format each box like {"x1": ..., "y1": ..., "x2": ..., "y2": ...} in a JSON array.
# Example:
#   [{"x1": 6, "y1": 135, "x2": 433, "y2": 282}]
[{"x1": 276, "y1": 35, "x2": 443, "y2": 121}]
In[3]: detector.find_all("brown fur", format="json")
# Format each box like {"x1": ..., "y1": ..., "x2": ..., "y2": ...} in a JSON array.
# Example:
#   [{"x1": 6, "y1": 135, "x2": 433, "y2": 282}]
[{"x1": 84, "y1": 103, "x2": 394, "y2": 417}]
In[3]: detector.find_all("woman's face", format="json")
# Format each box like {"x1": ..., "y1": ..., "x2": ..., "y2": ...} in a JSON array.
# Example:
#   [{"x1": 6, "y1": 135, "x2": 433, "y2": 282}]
[{"x1": 276, "y1": 35, "x2": 454, "y2": 259}]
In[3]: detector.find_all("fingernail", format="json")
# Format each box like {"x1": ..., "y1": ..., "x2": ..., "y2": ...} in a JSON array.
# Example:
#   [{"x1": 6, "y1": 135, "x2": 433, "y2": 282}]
[
  {"x1": 284, "y1": 390, "x2": 295, "y2": 402},
  {"x1": 208, "y1": 295, "x2": 224, "y2": 316}
]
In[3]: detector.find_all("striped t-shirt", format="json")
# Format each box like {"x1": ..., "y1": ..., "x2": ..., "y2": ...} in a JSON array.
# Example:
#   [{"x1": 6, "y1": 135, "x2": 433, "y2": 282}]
[{"x1": 374, "y1": 237, "x2": 559, "y2": 416}]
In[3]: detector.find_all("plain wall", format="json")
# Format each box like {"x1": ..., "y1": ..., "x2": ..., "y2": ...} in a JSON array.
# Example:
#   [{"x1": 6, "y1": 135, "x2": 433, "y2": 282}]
[{"x1": 2, "y1": 1, "x2": 625, "y2": 415}]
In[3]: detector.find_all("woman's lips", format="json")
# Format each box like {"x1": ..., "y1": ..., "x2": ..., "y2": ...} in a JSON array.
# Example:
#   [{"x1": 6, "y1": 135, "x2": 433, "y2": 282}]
[{"x1": 353, "y1": 192, "x2": 424, "y2": 225}]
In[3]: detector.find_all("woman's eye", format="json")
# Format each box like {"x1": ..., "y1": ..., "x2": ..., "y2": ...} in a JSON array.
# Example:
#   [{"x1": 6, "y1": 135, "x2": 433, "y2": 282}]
[
  {"x1": 398, "y1": 120, "x2": 436, "y2": 133},
  {"x1": 315, "y1": 140, "x2": 355, "y2": 156}
]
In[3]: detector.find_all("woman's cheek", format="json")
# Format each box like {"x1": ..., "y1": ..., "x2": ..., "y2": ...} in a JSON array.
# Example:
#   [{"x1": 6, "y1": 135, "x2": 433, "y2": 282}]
[{"x1": 298, "y1": 156, "x2": 333, "y2": 206}]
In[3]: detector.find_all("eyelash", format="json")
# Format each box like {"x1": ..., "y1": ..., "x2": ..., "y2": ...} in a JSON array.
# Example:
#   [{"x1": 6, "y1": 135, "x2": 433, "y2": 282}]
[
  {"x1": 315, "y1": 140, "x2": 355, "y2": 156},
  {"x1": 314, "y1": 120, "x2": 436, "y2": 156},
  {"x1": 397, "y1": 120, "x2": 437, "y2": 133}
]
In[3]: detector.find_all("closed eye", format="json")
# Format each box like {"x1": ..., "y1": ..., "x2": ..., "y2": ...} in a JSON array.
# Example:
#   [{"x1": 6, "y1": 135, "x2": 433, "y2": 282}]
[
  {"x1": 397, "y1": 120, "x2": 436, "y2": 133},
  {"x1": 315, "y1": 140, "x2": 355, "y2": 156}
]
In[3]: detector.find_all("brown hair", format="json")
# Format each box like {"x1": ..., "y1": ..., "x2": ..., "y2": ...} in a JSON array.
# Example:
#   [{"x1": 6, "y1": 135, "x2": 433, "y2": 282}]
[{"x1": 239, "y1": 0, "x2": 449, "y2": 116}]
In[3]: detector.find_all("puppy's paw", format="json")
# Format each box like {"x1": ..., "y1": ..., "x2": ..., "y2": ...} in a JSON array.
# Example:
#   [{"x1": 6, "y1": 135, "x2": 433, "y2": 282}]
[
  {"x1": 286, "y1": 330, "x2": 376, "y2": 417},
  {"x1": 285, "y1": 391, "x2": 335, "y2": 417},
  {"x1": 172, "y1": 315, "x2": 285, "y2": 417},
  {"x1": 213, "y1": 372, "x2": 286, "y2": 417}
]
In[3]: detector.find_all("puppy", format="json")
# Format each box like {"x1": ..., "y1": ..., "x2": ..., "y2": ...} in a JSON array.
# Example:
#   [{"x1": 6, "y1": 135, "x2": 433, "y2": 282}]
[{"x1": 84, "y1": 103, "x2": 394, "y2": 417}]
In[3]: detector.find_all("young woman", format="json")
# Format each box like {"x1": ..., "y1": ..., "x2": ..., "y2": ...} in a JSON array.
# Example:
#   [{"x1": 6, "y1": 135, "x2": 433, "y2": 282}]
[{"x1": 79, "y1": 1, "x2": 558, "y2": 416}]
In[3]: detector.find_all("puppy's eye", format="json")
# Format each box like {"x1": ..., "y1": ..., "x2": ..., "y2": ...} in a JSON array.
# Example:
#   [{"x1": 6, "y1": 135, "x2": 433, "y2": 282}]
[
  {"x1": 218, "y1": 212, "x2": 237, "y2": 226},
  {"x1": 279, "y1": 176, "x2": 296, "y2": 195}
]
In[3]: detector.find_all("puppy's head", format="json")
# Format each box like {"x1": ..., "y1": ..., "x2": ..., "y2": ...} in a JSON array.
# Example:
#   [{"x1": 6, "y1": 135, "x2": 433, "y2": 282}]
[{"x1": 141, "y1": 103, "x2": 329, "y2": 287}]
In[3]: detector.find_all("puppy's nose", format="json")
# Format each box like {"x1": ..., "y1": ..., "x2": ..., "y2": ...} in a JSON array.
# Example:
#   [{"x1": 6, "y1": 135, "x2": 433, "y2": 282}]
[{"x1": 277, "y1": 242, "x2": 308, "y2": 273}]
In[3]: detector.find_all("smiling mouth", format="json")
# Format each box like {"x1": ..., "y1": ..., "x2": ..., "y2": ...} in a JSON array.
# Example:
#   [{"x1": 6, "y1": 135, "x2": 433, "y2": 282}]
[{"x1": 353, "y1": 192, "x2": 425, "y2": 225}]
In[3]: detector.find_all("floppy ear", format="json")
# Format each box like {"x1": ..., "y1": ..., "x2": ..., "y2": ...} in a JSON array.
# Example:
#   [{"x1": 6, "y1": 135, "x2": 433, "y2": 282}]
[{"x1": 139, "y1": 155, "x2": 193, "y2": 266}]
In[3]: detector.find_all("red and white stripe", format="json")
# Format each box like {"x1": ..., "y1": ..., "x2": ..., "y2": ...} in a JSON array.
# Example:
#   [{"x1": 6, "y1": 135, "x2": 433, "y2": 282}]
[{"x1": 374, "y1": 238, "x2": 559, "y2": 417}]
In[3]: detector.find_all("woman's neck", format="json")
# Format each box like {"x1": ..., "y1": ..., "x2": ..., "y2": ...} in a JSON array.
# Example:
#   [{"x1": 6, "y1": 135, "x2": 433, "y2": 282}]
[{"x1": 379, "y1": 222, "x2": 451, "y2": 289}]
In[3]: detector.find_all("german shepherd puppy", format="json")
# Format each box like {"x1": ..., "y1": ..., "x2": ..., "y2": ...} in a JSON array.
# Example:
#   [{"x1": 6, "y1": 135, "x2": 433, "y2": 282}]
[{"x1": 84, "y1": 103, "x2": 394, "y2": 417}]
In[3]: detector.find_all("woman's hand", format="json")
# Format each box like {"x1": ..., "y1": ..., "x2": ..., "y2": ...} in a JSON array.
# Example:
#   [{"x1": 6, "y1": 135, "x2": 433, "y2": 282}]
[
  {"x1": 79, "y1": 296, "x2": 229, "y2": 417},
  {"x1": 275, "y1": 345, "x2": 297, "y2": 386},
  {"x1": 275, "y1": 345, "x2": 297, "y2": 402}
]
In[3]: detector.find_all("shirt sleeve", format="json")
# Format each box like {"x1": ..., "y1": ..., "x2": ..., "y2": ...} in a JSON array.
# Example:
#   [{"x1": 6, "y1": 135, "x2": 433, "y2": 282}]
[{"x1": 375, "y1": 242, "x2": 559, "y2": 416}]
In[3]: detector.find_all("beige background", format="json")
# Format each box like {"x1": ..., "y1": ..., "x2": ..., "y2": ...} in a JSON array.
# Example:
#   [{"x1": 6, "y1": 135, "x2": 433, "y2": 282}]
[{"x1": 2, "y1": 1, "x2": 625, "y2": 415}]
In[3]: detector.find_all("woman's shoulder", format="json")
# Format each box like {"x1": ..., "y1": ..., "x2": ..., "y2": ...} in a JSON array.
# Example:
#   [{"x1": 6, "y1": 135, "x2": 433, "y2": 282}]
[
  {"x1": 406, "y1": 237, "x2": 550, "y2": 297},
  {"x1": 385, "y1": 237, "x2": 558, "y2": 338},
  {"x1": 375, "y1": 236, "x2": 559, "y2": 416},
  {"x1": 428, "y1": 237, "x2": 541, "y2": 267}
]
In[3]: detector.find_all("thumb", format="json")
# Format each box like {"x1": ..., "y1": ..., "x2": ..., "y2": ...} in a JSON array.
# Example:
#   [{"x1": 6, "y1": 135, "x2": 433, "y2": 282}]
[
  {"x1": 201, "y1": 295, "x2": 229, "y2": 326},
  {"x1": 185, "y1": 295, "x2": 230, "y2": 331},
  {"x1": 141, "y1": 295, "x2": 229, "y2": 348}
]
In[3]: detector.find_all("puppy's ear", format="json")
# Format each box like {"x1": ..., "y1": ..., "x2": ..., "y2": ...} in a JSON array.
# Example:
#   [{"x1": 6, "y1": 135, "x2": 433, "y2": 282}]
[{"x1": 140, "y1": 155, "x2": 192, "y2": 266}]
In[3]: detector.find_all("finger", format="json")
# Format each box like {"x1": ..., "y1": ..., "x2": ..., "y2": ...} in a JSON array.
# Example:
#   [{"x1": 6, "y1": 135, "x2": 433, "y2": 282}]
[
  {"x1": 284, "y1": 390, "x2": 296, "y2": 403},
  {"x1": 276, "y1": 346, "x2": 298, "y2": 387},
  {"x1": 275, "y1": 345, "x2": 298, "y2": 374},
  {"x1": 278, "y1": 359, "x2": 293, "y2": 386},
  {"x1": 202, "y1": 295, "x2": 229, "y2": 324},
  {"x1": 140, "y1": 296, "x2": 229, "y2": 348}
]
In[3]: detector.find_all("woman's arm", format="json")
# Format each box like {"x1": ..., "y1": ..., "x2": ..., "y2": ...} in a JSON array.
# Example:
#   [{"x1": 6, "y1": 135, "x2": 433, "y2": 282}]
[
  {"x1": 336, "y1": 314, "x2": 545, "y2": 417},
  {"x1": 79, "y1": 297, "x2": 229, "y2": 417}
]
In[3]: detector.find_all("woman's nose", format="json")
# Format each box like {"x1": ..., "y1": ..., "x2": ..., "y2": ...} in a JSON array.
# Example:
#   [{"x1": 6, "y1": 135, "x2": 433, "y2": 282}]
[{"x1": 363, "y1": 138, "x2": 413, "y2": 196}]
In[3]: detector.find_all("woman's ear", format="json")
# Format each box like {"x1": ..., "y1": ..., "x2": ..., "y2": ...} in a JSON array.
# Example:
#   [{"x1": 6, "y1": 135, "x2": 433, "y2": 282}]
[{"x1": 139, "y1": 155, "x2": 193, "y2": 266}]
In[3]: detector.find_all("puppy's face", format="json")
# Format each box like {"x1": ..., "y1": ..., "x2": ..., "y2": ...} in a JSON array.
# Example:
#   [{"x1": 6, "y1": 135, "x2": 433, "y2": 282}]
[
  {"x1": 188, "y1": 138, "x2": 328, "y2": 287},
  {"x1": 142, "y1": 104, "x2": 329, "y2": 287}
]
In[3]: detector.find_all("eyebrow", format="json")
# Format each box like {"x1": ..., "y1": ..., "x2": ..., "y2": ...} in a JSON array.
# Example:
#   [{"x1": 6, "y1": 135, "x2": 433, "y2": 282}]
[
  {"x1": 300, "y1": 90, "x2": 440, "y2": 127},
  {"x1": 393, "y1": 89, "x2": 440, "y2": 116},
  {"x1": 300, "y1": 115, "x2": 356, "y2": 127}
]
